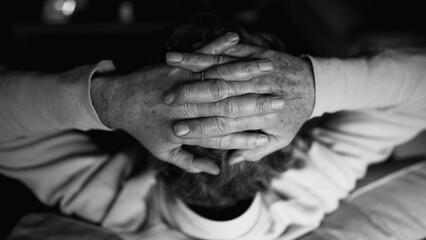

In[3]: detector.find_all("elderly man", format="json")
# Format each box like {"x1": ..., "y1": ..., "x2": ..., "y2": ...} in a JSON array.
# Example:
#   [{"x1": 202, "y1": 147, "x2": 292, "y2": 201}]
[{"x1": 2, "y1": 13, "x2": 426, "y2": 240}]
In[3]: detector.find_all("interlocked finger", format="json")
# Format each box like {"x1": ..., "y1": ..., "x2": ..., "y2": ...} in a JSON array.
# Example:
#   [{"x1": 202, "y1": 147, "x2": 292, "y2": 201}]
[
  {"x1": 164, "y1": 80, "x2": 259, "y2": 106},
  {"x1": 197, "y1": 32, "x2": 239, "y2": 54},
  {"x1": 184, "y1": 132, "x2": 270, "y2": 150},
  {"x1": 204, "y1": 59, "x2": 274, "y2": 81},
  {"x1": 173, "y1": 116, "x2": 263, "y2": 138},
  {"x1": 224, "y1": 44, "x2": 265, "y2": 58},
  {"x1": 166, "y1": 52, "x2": 236, "y2": 72},
  {"x1": 179, "y1": 95, "x2": 285, "y2": 118}
]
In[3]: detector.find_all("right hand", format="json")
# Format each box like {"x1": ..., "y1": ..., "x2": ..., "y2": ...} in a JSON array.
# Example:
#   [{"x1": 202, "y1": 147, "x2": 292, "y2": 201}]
[{"x1": 164, "y1": 43, "x2": 315, "y2": 164}]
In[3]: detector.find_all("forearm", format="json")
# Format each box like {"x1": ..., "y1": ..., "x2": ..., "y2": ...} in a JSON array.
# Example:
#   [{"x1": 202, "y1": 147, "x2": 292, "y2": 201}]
[
  {"x1": 0, "y1": 61, "x2": 113, "y2": 142},
  {"x1": 282, "y1": 47, "x2": 426, "y2": 224},
  {"x1": 271, "y1": 107, "x2": 426, "y2": 235},
  {"x1": 309, "y1": 48, "x2": 426, "y2": 118}
]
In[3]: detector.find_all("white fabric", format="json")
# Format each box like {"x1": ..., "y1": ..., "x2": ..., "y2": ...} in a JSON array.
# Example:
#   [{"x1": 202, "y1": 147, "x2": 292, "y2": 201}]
[{"x1": 169, "y1": 193, "x2": 263, "y2": 239}]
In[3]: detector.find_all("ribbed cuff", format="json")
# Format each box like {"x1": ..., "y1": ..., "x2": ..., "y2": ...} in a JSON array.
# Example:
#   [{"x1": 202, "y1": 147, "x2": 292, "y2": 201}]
[
  {"x1": 86, "y1": 60, "x2": 116, "y2": 131},
  {"x1": 44, "y1": 60, "x2": 117, "y2": 131},
  {"x1": 306, "y1": 56, "x2": 349, "y2": 118}
]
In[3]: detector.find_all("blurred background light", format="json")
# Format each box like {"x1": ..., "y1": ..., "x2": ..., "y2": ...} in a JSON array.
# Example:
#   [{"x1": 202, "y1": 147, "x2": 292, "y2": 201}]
[
  {"x1": 43, "y1": 0, "x2": 77, "y2": 24},
  {"x1": 61, "y1": 0, "x2": 76, "y2": 16}
]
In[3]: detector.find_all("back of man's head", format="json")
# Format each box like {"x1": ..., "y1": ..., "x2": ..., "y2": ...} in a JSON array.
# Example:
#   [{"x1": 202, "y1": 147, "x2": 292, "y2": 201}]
[
  {"x1": 156, "y1": 146, "x2": 294, "y2": 209},
  {"x1": 154, "y1": 13, "x2": 296, "y2": 216}
]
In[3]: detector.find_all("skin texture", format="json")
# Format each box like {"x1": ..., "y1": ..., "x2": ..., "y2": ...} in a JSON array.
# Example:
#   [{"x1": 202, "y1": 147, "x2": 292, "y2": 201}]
[
  {"x1": 90, "y1": 34, "x2": 283, "y2": 174},
  {"x1": 165, "y1": 43, "x2": 315, "y2": 163}
]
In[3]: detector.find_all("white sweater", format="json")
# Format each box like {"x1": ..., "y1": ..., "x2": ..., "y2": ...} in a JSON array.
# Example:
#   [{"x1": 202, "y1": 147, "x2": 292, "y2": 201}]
[{"x1": 0, "y1": 48, "x2": 425, "y2": 240}]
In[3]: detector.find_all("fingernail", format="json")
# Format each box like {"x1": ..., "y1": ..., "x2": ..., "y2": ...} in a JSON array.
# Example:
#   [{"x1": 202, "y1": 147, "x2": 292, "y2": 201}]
[
  {"x1": 272, "y1": 98, "x2": 285, "y2": 110},
  {"x1": 259, "y1": 60, "x2": 273, "y2": 71},
  {"x1": 166, "y1": 52, "x2": 183, "y2": 62},
  {"x1": 229, "y1": 155, "x2": 244, "y2": 165},
  {"x1": 256, "y1": 136, "x2": 269, "y2": 146},
  {"x1": 225, "y1": 32, "x2": 239, "y2": 42},
  {"x1": 164, "y1": 93, "x2": 175, "y2": 105},
  {"x1": 174, "y1": 123, "x2": 189, "y2": 136}
]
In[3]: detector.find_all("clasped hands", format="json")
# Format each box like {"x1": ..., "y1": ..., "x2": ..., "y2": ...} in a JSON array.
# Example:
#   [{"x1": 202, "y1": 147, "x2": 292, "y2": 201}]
[{"x1": 91, "y1": 33, "x2": 315, "y2": 175}]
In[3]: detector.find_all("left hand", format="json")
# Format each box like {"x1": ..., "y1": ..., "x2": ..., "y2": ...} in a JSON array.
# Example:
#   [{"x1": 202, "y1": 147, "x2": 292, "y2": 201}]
[{"x1": 164, "y1": 44, "x2": 315, "y2": 163}]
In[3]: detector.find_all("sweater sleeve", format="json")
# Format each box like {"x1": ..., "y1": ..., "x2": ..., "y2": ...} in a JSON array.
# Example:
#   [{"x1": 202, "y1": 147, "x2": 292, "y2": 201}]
[
  {"x1": 0, "y1": 61, "x2": 156, "y2": 233},
  {"x1": 0, "y1": 60, "x2": 114, "y2": 142},
  {"x1": 297, "y1": 48, "x2": 426, "y2": 206},
  {"x1": 270, "y1": 48, "x2": 426, "y2": 238},
  {"x1": 0, "y1": 130, "x2": 155, "y2": 234},
  {"x1": 308, "y1": 48, "x2": 426, "y2": 118}
]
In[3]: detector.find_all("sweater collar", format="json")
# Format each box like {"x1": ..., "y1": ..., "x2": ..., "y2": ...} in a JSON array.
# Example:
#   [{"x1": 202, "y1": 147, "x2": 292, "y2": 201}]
[{"x1": 167, "y1": 193, "x2": 262, "y2": 240}]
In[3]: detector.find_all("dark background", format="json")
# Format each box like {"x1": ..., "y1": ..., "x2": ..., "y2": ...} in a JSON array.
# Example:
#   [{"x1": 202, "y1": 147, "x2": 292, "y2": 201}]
[
  {"x1": 1, "y1": 0, "x2": 425, "y2": 72},
  {"x1": 0, "y1": 0, "x2": 425, "y2": 238}
]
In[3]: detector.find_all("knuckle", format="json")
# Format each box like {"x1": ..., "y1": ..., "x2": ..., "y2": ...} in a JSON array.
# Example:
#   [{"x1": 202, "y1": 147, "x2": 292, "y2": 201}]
[
  {"x1": 255, "y1": 98, "x2": 268, "y2": 113},
  {"x1": 225, "y1": 102, "x2": 234, "y2": 117},
  {"x1": 227, "y1": 82, "x2": 239, "y2": 96},
  {"x1": 192, "y1": 121, "x2": 208, "y2": 135},
  {"x1": 216, "y1": 65, "x2": 232, "y2": 80},
  {"x1": 213, "y1": 117, "x2": 230, "y2": 134},
  {"x1": 253, "y1": 81, "x2": 268, "y2": 94},
  {"x1": 213, "y1": 55, "x2": 222, "y2": 65},
  {"x1": 227, "y1": 135, "x2": 236, "y2": 148},
  {"x1": 224, "y1": 99, "x2": 241, "y2": 117},
  {"x1": 168, "y1": 151, "x2": 185, "y2": 167},
  {"x1": 188, "y1": 55, "x2": 201, "y2": 66},
  {"x1": 209, "y1": 80, "x2": 226, "y2": 100},
  {"x1": 212, "y1": 44, "x2": 223, "y2": 55},
  {"x1": 203, "y1": 45, "x2": 215, "y2": 54},
  {"x1": 221, "y1": 34, "x2": 232, "y2": 44},
  {"x1": 223, "y1": 100, "x2": 233, "y2": 117},
  {"x1": 217, "y1": 55, "x2": 227, "y2": 64},
  {"x1": 207, "y1": 102, "x2": 220, "y2": 116},
  {"x1": 217, "y1": 137, "x2": 226, "y2": 149},
  {"x1": 181, "y1": 104, "x2": 198, "y2": 118},
  {"x1": 210, "y1": 55, "x2": 219, "y2": 66},
  {"x1": 245, "y1": 63, "x2": 257, "y2": 75},
  {"x1": 246, "y1": 137, "x2": 255, "y2": 149}
]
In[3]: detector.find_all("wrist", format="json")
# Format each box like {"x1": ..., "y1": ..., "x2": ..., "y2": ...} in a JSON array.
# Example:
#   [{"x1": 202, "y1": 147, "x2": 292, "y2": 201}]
[
  {"x1": 301, "y1": 57, "x2": 315, "y2": 118},
  {"x1": 90, "y1": 74, "x2": 117, "y2": 129},
  {"x1": 303, "y1": 55, "x2": 340, "y2": 118}
]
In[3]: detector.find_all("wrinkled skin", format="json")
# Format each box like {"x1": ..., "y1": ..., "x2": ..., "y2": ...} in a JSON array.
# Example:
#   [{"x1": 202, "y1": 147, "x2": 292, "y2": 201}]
[
  {"x1": 165, "y1": 42, "x2": 315, "y2": 163},
  {"x1": 90, "y1": 34, "x2": 283, "y2": 174}
]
